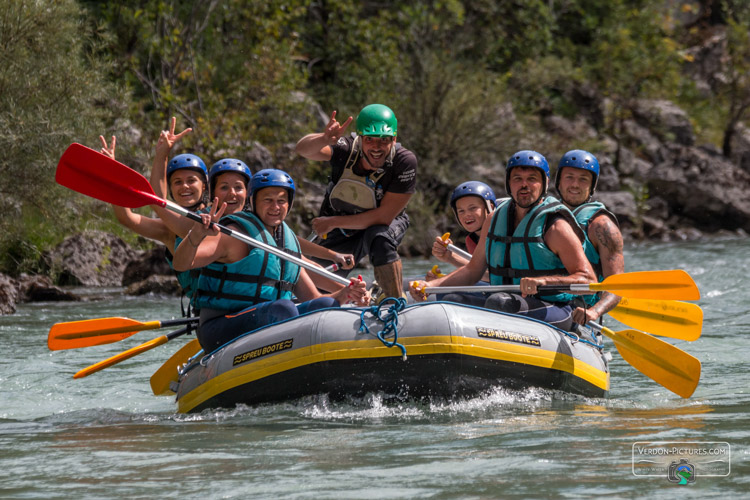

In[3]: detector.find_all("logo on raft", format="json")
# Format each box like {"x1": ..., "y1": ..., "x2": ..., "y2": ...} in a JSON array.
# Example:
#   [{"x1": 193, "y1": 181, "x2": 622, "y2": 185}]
[
  {"x1": 233, "y1": 338, "x2": 294, "y2": 366},
  {"x1": 476, "y1": 326, "x2": 541, "y2": 347}
]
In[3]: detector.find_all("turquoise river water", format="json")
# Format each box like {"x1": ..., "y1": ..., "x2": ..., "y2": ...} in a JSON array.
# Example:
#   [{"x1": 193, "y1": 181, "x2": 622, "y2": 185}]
[{"x1": 1, "y1": 238, "x2": 749, "y2": 498}]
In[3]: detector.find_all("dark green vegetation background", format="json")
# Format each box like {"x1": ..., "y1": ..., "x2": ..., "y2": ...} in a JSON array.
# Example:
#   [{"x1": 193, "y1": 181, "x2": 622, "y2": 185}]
[{"x1": 1, "y1": 0, "x2": 748, "y2": 275}]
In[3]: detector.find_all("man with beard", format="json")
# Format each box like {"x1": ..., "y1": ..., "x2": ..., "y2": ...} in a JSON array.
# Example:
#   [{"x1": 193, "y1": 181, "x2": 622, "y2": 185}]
[
  {"x1": 295, "y1": 104, "x2": 417, "y2": 301},
  {"x1": 410, "y1": 150, "x2": 595, "y2": 332},
  {"x1": 555, "y1": 150, "x2": 624, "y2": 325}
]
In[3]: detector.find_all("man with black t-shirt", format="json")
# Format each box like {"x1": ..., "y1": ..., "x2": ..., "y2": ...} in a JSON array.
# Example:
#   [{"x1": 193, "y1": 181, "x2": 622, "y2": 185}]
[{"x1": 295, "y1": 104, "x2": 417, "y2": 300}]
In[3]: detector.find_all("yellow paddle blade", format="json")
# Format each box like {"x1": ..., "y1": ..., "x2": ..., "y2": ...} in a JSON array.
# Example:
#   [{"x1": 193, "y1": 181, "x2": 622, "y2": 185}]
[
  {"x1": 592, "y1": 269, "x2": 700, "y2": 300},
  {"x1": 73, "y1": 335, "x2": 168, "y2": 379},
  {"x1": 599, "y1": 326, "x2": 701, "y2": 398},
  {"x1": 609, "y1": 298, "x2": 703, "y2": 341},
  {"x1": 48, "y1": 317, "x2": 159, "y2": 350},
  {"x1": 150, "y1": 339, "x2": 202, "y2": 396}
]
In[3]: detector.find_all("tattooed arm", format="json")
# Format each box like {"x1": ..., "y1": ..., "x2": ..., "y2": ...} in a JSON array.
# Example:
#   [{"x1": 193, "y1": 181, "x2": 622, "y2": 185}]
[{"x1": 572, "y1": 213, "x2": 625, "y2": 324}]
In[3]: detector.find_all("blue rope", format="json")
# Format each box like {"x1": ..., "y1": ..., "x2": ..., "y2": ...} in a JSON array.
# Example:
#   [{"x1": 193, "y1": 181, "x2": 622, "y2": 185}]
[{"x1": 359, "y1": 297, "x2": 408, "y2": 360}]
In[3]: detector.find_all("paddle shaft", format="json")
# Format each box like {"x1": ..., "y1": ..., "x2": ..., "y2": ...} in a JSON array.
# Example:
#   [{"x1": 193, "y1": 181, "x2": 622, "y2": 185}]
[
  {"x1": 446, "y1": 243, "x2": 471, "y2": 260},
  {"x1": 440, "y1": 233, "x2": 472, "y2": 260},
  {"x1": 52, "y1": 316, "x2": 196, "y2": 341},
  {"x1": 73, "y1": 327, "x2": 189, "y2": 379},
  {"x1": 163, "y1": 200, "x2": 351, "y2": 286},
  {"x1": 419, "y1": 269, "x2": 699, "y2": 301}
]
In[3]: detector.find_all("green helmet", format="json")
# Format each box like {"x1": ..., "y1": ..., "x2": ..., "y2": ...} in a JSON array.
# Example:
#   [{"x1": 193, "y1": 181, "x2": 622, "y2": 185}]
[{"x1": 356, "y1": 104, "x2": 397, "y2": 137}]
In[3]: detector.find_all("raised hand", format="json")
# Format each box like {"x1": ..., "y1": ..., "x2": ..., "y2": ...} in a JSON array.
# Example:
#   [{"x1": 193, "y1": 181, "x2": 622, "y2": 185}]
[
  {"x1": 322, "y1": 111, "x2": 353, "y2": 145},
  {"x1": 155, "y1": 116, "x2": 193, "y2": 156},
  {"x1": 99, "y1": 135, "x2": 116, "y2": 160}
]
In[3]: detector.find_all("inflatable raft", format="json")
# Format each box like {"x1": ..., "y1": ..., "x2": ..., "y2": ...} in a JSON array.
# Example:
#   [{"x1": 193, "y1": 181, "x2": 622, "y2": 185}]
[{"x1": 174, "y1": 301, "x2": 610, "y2": 413}]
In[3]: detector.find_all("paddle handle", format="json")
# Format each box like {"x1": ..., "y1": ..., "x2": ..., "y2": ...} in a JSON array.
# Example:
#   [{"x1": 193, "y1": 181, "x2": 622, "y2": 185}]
[
  {"x1": 73, "y1": 328, "x2": 188, "y2": 379},
  {"x1": 163, "y1": 201, "x2": 351, "y2": 286},
  {"x1": 421, "y1": 284, "x2": 595, "y2": 295},
  {"x1": 439, "y1": 233, "x2": 472, "y2": 260}
]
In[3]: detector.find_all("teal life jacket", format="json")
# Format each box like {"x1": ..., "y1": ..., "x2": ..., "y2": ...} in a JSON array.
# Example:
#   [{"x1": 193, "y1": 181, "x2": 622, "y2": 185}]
[
  {"x1": 572, "y1": 201, "x2": 619, "y2": 306},
  {"x1": 195, "y1": 211, "x2": 301, "y2": 313},
  {"x1": 164, "y1": 206, "x2": 210, "y2": 313},
  {"x1": 485, "y1": 196, "x2": 584, "y2": 304},
  {"x1": 164, "y1": 235, "x2": 201, "y2": 299}
]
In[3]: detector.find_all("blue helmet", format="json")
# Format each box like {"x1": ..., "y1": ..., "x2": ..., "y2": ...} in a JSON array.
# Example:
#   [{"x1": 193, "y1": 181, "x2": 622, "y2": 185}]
[
  {"x1": 505, "y1": 150, "x2": 550, "y2": 197},
  {"x1": 167, "y1": 153, "x2": 208, "y2": 182},
  {"x1": 165, "y1": 154, "x2": 208, "y2": 204},
  {"x1": 555, "y1": 149, "x2": 600, "y2": 199},
  {"x1": 250, "y1": 169, "x2": 296, "y2": 210},
  {"x1": 209, "y1": 158, "x2": 251, "y2": 195},
  {"x1": 450, "y1": 181, "x2": 497, "y2": 218}
]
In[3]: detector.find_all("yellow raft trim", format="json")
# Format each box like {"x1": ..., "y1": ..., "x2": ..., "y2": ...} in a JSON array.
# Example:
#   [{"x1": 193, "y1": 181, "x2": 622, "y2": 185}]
[{"x1": 177, "y1": 334, "x2": 609, "y2": 413}]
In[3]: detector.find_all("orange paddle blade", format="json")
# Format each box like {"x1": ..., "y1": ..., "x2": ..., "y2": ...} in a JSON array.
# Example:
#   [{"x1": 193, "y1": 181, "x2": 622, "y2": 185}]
[
  {"x1": 598, "y1": 326, "x2": 701, "y2": 398},
  {"x1": 150, "y1": 339, "x2": 202, "y2": 396},
  {"x1": 591, "y1": 270, "x2": 700, "y2": 300},
  {"x1": 48, "y1": 317, "x2": 158, "y2": 350},
  {"x1": 609, "y1": 298, "x2": 703, "y2": 341}
]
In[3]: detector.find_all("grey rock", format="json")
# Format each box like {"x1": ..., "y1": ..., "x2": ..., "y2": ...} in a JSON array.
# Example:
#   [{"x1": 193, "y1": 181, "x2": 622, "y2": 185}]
[
  {"x1": 18, "y1": 275, "x2": 79, "y2": 302},
  {"x1": 647, "y1": 145, "x2": 750, "y2": 232},
  {"x1": 125, "y1": 274, "x2": 181, "y2": 296},
  {"x1": 122, "y1": 247, "x2": 173, "y2": 286},
  {"x1": 0, "y1": 274, "x2": 18, "y2": 315},
  {"x1": 41, "y1": 231, "x2": 140, "y2": 287},
  {"x1": 632, "y1": 99, "x2": 695, "y2": 146}
]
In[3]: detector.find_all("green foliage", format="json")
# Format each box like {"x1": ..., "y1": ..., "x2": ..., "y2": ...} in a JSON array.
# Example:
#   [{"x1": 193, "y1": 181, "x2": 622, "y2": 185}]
[
  {"x1": 0, "y1": 0, "x2": 116, "y2": 273},
  {"x1": 2, "y1": 0, "x2": 749, "y2": 265}
]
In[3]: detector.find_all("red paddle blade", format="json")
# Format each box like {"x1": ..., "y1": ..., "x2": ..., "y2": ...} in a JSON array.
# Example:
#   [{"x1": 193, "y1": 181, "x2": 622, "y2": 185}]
[{"x1": 56, "y1": 143, "x2": 164, "y2": 209}]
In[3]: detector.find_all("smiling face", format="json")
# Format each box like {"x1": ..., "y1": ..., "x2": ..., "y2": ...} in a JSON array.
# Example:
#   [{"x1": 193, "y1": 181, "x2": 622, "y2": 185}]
[
  {"x1": 455, "y1": 195, "x2": 489, "y2": 233},
  {"x1": 557, "y1": 167, "x2": 593, "y2": 207},
  {"x1": 360, "y1": 135, "x2": 395, "y2": 170},
  {"x1": 213, "y1": 172, "x2": 247, "y2": 215},
  {"x1": 508, "y1": 167, "x2": 544, "y2": 209},
  {"x1": 169, "y1": 170, "x2": 206, "y2": 208},
  {"x1": 254, "y1": 186, "x2": 289, "y2": 231}
]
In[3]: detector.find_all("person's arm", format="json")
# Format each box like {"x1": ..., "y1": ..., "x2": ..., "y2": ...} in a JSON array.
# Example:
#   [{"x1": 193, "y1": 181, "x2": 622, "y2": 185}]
[
  {"x1": 573, "y1": 215, "x2": 625, "y2": 324},
  {"x1": 293, "y1": 268, "x2": 367, "y2": 305},
  {"x1": 298, "y1": 239, "x2": 355, "y2": 270},
  {"x1": 149, "y1": 120, "x2": 196, "y2": 238},
  {"x1": 150, "y1": 117, "x2": 192, "y2": 198},
  {"x1": 172, "y1": 203, "x2": 235, "y2": 271},
  {"x1": 410, "y1": 215, "x2": 491, "y2": 300},
  {"x1": 312, "y1": 191, "x2": 413, "y2": 235},
  {"x1": 520, "y1": 219, "x2": 596, "y2": 296},
  {"x1": 99, "y1": 135, "x2": 175, "y2": 246},
  {"x1": 295, "y1": 111, "x2": 352, "y2": 161}
]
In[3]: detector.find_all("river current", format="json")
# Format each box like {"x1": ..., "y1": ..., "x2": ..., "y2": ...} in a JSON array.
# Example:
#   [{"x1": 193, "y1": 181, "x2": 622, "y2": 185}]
[{"x1": 1, "y1": 238, "x2": 748, "y2": 498}]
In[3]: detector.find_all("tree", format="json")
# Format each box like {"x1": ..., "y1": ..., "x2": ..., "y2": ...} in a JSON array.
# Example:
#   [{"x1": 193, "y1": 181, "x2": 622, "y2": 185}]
[
  {"x1": 718, "y1": 1, "x2": 750, "y2": 156},
  {"x1": 0, "y1": 0, "x2": 115, "y2": 273}
]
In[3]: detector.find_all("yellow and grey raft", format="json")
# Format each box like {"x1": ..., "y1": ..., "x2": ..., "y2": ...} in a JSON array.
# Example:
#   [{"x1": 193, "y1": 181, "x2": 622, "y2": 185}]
[{"x1": 174, "y1": 301, "x2": 610, "y2": 413}]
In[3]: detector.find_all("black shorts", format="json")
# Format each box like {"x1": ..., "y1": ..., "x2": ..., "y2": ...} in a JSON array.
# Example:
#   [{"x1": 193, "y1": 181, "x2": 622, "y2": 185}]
[{"x1": 310, "y1": 212, "x2": 410, "y2": 274}]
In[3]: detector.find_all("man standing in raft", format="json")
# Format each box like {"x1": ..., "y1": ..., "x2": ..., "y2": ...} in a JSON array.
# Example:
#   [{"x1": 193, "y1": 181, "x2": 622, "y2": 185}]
[
  {"x1": 295, "y1": 104, "x2": 418, "y2": 301},
  {"x1": 410, "y1": 150, "x2": 595, "y2": 332},
  {"x1": 555, "y1": 150, "x2": 624, "y2": 325}
]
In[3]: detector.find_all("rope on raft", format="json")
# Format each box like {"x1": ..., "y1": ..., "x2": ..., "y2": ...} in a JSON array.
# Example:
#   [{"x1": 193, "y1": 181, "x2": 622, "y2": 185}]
[{"x1": 359, "y1": 297, "x2": 408, "y2": 360}]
